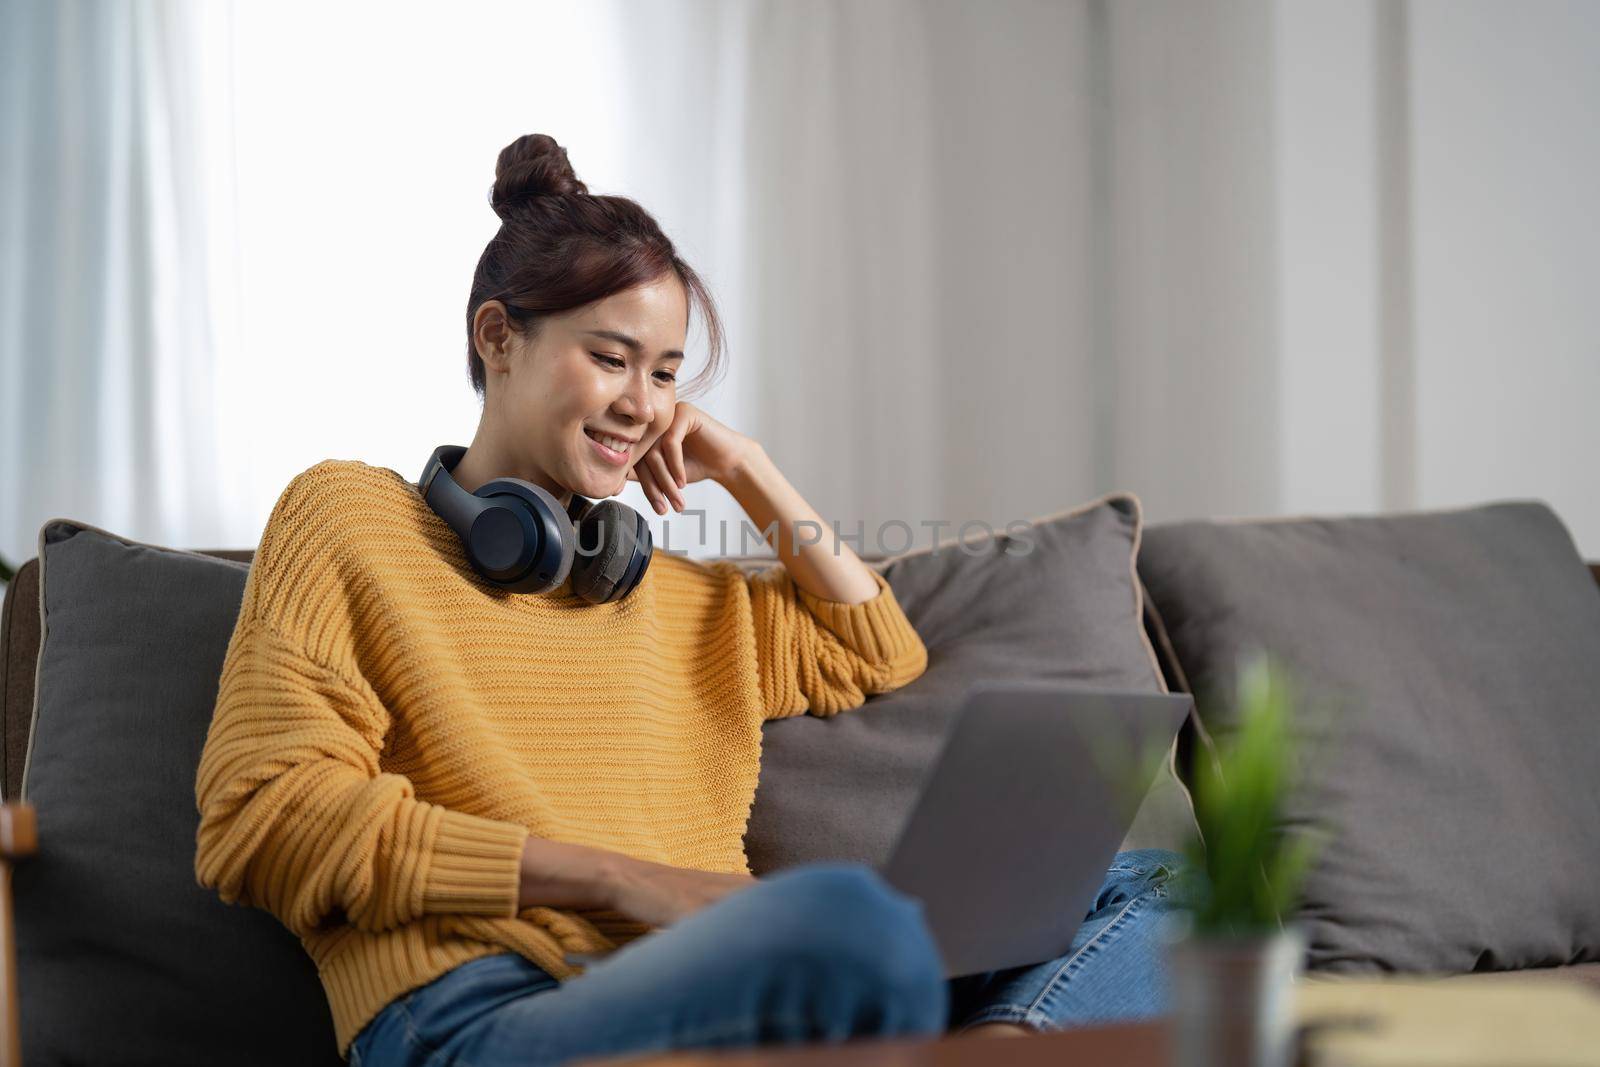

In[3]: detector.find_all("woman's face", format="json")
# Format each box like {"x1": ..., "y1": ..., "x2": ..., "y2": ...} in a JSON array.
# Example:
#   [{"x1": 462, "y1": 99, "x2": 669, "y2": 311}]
[{"x1": 478, "y1": 275, "x2": 688, "y2": 503}]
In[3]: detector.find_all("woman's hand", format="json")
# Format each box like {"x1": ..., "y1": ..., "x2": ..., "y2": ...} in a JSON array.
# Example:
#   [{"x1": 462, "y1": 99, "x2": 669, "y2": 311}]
[
  {"x1": 603, "y1": 854, "x2": 758, "y2": 927},
  {"x1": 627, "y1": 401, "x2": 759, "y2": 514}
]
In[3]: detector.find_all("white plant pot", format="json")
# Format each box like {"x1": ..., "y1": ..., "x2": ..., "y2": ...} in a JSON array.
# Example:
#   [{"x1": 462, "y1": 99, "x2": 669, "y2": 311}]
[{"x1": 1167, "y1": 925, "x2": 1306, "y2": 1067}]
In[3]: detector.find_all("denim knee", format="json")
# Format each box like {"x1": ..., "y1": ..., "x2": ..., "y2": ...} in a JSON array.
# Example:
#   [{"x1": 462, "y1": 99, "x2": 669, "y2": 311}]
[
  {"x1": 1100, "y1": 849, "x2": 1185, "y2": 910},
  {"x1": 758, "y1": 864, "x2": 946, "y2": 1032}
]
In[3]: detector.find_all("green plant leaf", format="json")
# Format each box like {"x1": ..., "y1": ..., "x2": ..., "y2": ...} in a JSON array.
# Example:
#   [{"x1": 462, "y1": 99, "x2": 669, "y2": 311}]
[{"x1": 1183, "y1": 653, "x2": 1320, "y2": 937}]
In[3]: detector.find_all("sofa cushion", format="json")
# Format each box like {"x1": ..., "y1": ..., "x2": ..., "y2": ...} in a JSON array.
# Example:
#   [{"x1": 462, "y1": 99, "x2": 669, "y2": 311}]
[
  {"x1": 745, "y1": 493, "x2": 1198, "y2": 874},
  {"x1": 1139, "y1": 500, "x2": 1600, "y2": 975},
  {"x1": 18, "y1": 520, "x2": 340, "y2": 1066}
]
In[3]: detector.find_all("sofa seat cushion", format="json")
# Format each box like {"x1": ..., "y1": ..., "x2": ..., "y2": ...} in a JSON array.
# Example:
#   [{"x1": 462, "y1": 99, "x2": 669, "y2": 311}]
[{"x1": 1139, "y1": 500, "x2": 1600, "y2": 975}]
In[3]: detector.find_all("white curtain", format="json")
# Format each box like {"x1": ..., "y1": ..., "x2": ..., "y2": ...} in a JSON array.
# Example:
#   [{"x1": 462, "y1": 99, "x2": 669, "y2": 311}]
[
  {"x1": 627, "y1": 0, "x2": 1600, "y2": 556},
  {"x1": 1, "y1": 0, "x2": 238, "y2": 559},
  {"x1": 5, "y1": 0, "x2": 1598, "y2": 565},
  {"x1": 618, "y1": 0, "x2": 1109, "y2": 554}
]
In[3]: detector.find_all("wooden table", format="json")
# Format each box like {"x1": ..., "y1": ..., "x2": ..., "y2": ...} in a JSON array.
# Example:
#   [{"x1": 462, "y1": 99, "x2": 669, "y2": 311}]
[
  {"x1": 579, "y1": 974, "x2": 1600, "y2": 1067},
  {"x1": 583, "y1": 1021, "x2": 1168, "y2": 1066},
  {"x1": 1294, "y1": 975, "x2": 1600, "y2": 1066}
]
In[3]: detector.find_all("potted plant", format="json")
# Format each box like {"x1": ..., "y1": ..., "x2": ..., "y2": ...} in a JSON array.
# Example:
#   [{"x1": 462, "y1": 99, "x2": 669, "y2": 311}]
[{"x1": 1166, "y1": 654, "x2": 1319, "y2": 1067}]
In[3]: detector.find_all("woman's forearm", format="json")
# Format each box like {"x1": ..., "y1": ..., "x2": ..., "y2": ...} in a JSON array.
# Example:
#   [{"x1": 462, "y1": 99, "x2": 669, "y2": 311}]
[
  {"x1": 518, "y1": 834, "x2": 631, "y2": 911},
  {"x1": 718, "y1": 445, "x2": 880, "y2": 605}
]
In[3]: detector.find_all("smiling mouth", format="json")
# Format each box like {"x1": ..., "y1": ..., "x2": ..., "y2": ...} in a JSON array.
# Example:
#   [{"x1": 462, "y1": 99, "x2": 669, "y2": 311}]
[{"x1": 584, "y1": 427, "x2": 635, "y2": 462}]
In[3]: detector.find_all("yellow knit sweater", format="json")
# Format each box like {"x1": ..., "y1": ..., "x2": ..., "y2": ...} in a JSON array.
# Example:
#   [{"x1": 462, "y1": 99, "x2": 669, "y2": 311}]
[{"x1": 193, "y1": 459, "x2": 928, "y2": 1057}]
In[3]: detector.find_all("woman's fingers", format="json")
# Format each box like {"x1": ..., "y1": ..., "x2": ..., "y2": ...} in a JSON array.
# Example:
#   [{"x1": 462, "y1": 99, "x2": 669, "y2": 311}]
[
  {"x1": 663, "y1": 429, "x2": 688, "y2": 491},
  {"x1": 635, "y1": 462, "x2": 665, "y2": 514},
  {"x1": 647, "y1": 450, "x2": 684, "y2": 511}
]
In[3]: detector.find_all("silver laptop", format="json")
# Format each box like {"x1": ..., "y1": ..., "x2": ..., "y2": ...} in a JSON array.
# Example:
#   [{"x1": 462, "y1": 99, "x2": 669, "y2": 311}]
[{"x1": 879, "y1": 681, "x2": 1193, "y2": 978}]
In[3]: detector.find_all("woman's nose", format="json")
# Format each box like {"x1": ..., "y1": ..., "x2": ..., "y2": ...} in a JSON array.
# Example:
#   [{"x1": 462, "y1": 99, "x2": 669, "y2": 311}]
[{"x1": 612, "y1": 377, "x2": 653, "y2": 425}]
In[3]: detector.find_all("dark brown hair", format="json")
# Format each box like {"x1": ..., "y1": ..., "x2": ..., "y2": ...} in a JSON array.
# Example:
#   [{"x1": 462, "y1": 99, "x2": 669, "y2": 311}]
[{"x1": 465, "y1": 134, "x2": 726, "y2": 401}]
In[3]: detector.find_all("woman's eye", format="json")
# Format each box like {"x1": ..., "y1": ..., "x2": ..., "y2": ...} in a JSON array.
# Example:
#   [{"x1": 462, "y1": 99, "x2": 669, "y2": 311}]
[{"x1": 593, "y1": 352, "x2": 672, "y2": 383}]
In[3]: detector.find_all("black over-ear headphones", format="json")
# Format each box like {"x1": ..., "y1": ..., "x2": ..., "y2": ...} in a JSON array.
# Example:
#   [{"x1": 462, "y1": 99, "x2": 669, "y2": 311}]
[{"x1": 417, "y1": 444, "x2": 653, "y2": 603}]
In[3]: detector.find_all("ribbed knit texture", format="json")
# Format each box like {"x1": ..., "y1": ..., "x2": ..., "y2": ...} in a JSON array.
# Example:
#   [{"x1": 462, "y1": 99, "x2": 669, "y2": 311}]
[{"x1": 193, "y1": 459, "x2": 928, "y2": 1058}]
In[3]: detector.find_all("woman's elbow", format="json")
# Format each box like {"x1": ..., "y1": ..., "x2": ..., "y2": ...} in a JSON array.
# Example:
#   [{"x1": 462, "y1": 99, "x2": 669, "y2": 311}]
[{"x1": 874, "y1": 640, "x2": 928, "y2": 694}]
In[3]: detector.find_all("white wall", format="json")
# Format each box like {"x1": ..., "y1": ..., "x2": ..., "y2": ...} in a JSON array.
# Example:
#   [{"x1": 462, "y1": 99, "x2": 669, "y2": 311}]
[
  {"x1": 1275, "y1": 0, "x2": 1384, "y2": 517},
  {"x1": 1142, "y1": 0, "x2": 1600, "y2": 559},
  {"x1": 1105, "y1": 0, "x2": 1284, "y2": 523},
  {"x1": 1410, "y1": 0, "x2": 1600, "y2": 556}
]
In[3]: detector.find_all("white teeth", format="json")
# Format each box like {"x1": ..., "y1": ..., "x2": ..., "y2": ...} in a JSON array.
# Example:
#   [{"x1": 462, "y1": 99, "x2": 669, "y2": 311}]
[{"x1": 589, "y1": 430, "x2": 631, "y2": 454}]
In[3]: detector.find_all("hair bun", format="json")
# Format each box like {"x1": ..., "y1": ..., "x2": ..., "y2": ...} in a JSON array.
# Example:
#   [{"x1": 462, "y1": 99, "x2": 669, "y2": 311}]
[{"x1": 491, "y1": 134, "x2": 588, "y2": 219}]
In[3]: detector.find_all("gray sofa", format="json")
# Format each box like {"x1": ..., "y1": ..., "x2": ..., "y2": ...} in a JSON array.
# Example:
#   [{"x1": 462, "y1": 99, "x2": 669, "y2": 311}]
[{"x1": 2, "y1": 492, "x2": 1598, "y2": 1065}]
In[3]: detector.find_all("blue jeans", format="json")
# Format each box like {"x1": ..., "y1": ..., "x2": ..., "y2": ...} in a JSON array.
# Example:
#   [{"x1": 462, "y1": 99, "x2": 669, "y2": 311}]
[{"x1": 348, "y1": 850, "x2": 1183, "y2": 1066}]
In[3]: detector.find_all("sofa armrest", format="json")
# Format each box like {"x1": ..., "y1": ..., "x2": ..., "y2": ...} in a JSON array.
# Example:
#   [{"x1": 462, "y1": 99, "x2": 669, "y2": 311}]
[{"x1": 0, "y1": 804, "x2": 35, "y2": 1067}]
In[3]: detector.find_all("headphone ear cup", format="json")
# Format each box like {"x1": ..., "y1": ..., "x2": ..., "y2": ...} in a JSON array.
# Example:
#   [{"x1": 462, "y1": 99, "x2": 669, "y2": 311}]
[
  {"x1": 569, "y1": 500, "x2": 652, "y2": 604},
  {"x1": 469, "y1": 479, "x2": 576, "y2": 594}
]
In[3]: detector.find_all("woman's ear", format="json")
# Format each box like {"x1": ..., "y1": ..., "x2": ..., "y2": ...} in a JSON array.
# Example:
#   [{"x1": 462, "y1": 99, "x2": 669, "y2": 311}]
[{"x1": 473, "y1": 300, "x2": 514, "y2": 373}]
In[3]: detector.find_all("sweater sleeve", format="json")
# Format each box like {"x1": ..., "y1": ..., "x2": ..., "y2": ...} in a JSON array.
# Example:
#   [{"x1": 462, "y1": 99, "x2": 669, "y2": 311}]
[
  {"x1": 745, "y1": 565, "x2": 929, "y2": 721},
  {"x1": 193, "y1": 614, "x2": 531, "y2": 938}
]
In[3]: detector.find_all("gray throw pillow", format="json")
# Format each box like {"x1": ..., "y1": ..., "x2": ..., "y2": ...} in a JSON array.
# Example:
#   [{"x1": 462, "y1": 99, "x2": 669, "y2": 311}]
[
  {"x1": 18, "y1": 520, "x2": 340, "y2": 1067},
  {"x1": 1138, "y1": 500, "x2": 1600, "y2": 974},
  {"x1": 746, "y1": 493, "x2": 1199, "y2": 875}
]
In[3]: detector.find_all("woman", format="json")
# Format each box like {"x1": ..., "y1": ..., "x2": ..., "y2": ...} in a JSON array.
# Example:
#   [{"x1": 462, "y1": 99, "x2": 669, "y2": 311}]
[{"x1": 194, "y1": 134, "x2": 1183, "y2": 1066}]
